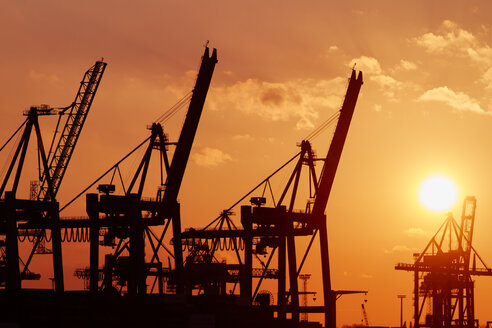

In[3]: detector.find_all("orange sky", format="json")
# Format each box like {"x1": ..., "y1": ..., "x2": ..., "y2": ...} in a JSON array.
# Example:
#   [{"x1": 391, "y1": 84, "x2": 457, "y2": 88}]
[{"x1": 2, "y1": 0, "x2": 492, "y2": 326}]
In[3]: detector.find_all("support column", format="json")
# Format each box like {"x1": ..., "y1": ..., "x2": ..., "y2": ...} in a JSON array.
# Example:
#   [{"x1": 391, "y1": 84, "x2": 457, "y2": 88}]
[
  {"x1": 319, "y1": 217, "x2": 334, "y2": 328},
  {"x1": 468, "y1": 279, "x2": 475, "y2": 328},
  {"x1": 5, "y1": 192, "x2": 20, "y2": 290},
  {"x1": 129, "y1": 194, "x2": 145, "y2": 295},
  {"x1": 51, "y1": 201, "x2": 64, "y2": 293},
  {"x1": 87, "y1": 193, "x2": 99, "y2": 293},
  {"x1": 103, "y1": 254, "x2": 113, "y2": 292},
  {"x1": 240, "y1": 206, "x2": 252, "y2": 304},
  {"x1": 171, "y1": 202, "x2": 184, "y2": 294},
  {"x1": 287, "y1": 219, "x2": 299, "y2": 322},
  {"x1": 414, "y1": 268, "x2": 419, "y2": 328},
  {"x1": 278, "y1": 232, "x2": 287, "y2": 319}
]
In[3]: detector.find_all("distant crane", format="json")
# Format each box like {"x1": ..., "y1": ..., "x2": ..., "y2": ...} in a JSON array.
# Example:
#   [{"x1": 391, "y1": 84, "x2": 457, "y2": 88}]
[
  {"x1": 180, "y1": 69, "x2": 364, "y2": 327},
  {"x1": 361, "y1": 299, "x2": 369, "y2": 326},
  {"x1": 395, "y1": 196, "x2": 492, "y2": 328},
  {"x1": 299, "y1": 274, "x2": 316, "y2": 322}
]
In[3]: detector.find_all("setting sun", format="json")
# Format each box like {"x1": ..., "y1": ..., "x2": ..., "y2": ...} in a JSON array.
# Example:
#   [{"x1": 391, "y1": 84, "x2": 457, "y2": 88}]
[{"x1": 419, "y1": 175, "x2": 458, "y2": 212}]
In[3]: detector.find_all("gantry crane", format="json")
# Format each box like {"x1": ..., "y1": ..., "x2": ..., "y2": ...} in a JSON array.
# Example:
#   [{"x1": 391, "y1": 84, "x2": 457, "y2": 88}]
[
  {"x1": 39, "y1": 61, "x2": 107, "y2": 201},
  {"x1": 65, "y1": 46, "x2": 218, "y2": 295},
  {"x1": 0, "y1": 60, "x2": 106, "y2": 291},
  {"x1": 396, "y1": 196, "x2": 492, "y2": 328},
  {"x1": 180, "y1": 69, "x2": 363, "y2": 327}
]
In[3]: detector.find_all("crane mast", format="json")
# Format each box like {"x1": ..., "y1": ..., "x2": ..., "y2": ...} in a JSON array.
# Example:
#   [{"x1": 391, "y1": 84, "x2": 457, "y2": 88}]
[
  {"x1": 459, "y1": 196, "x2": 476, "y2": 269},
  {"x1": 38, "y1": 61, "x2": 106, "y2": 200}
]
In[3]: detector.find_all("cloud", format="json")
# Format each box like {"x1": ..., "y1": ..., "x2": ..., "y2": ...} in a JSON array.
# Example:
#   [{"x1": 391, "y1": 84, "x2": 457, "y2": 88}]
[
  {"x1": 396, "y1": 60, "x2": 417, "y2": 71},
  {"x1": 349, "y1": 56, "x2": 382, "y2": 75},
  {"x1": 328, "y1": 45, "x2": 339, "y2": 53},
  {"x1": 371, "y1": 74, "x2": 401, "y2": 88},
  {"x1": 232, "y1": 134, "x2": 254, "y2": 141},
  {"x1": 480, "y1": 67, "x2": 492, "y2": 89},
  {"x1": 418, "y1": 86, "x2": 488, "y2": 114},
  {"x1": 384, "y1": 245, "x2": 413, "y2": 254},
  {"x1": 207, "y1": 77, "x2": 346, "y2": 130},
  {"x1": 349, "y1": 56, "x2": 408, "y2": 101},
  {"x1": 405, "y1": 228, "x2": 432, "y2": 238},
  {"x1": 373, "y1": 104, "x2": 382, "y2": 112},
  {"x1": 413, "y1": 20, "x2": 492, "y2": 65},
  {"x1": 29, "y1": 70, "x2": 61, "y2": 84},
  {"x1": 360, "y1": 274, "x2": 373, "y2": 279},
  {"x1": 192, "y1": 147, "x2": 232, "y2": 167}
]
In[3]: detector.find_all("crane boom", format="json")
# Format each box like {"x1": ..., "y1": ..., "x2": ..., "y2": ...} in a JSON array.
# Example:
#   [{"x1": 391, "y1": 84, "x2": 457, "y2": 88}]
[
  {"x1": 311, "y1": 69, "x2": 363, "y2": 217},
  {"x1": 312, "y1": 69, "x2": 363, "y2": 328},
  {"x1": 159, "y1": 47, "x2": 217, "y2": 215},
  {"x1": 39, "y1": 61, "x2": 106, "y2": 200}
]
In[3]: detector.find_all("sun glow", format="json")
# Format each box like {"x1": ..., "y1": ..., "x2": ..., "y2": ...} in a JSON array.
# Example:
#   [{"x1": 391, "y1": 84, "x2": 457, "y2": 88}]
[{"x1": 418, "y1": 175, "x2": 458, "y2": 212}]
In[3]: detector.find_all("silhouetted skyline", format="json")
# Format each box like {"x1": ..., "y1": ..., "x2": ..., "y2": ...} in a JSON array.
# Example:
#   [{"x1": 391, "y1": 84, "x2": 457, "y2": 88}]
[{"x1": 1, "y1": 1, "x2": 492, "y2": 326}]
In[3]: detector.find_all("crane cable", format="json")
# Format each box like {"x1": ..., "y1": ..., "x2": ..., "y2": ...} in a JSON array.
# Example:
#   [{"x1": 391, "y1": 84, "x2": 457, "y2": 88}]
[
  {"x1": 0, "y1": 119, "x2": 26, "y2": 182},
  {"x1": 59, "y1": 135, "x2": 151, "y2": 213},
  {"x1": 304, "y1": 110, "x2": 340, "y2": 141},
  {"x1": 0, "y1": 118, "x2": 27, "y2": 153},
  {"x1": 201, "y1": 108, "x2": 342, "y2": 230},
  {"x1": 154, "y1": 91, "x2": 193, "y2": 124},
  {"x1": 61, "y1": 90, "x2": 193, "y2": 212}
]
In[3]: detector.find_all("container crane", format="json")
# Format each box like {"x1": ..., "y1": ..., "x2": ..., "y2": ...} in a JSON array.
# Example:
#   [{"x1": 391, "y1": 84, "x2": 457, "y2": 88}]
[
  {"x1": 39, "y1": 61, "x2": 107, "y2": 201},
  {"x1": 180, "y1": 69, "x2": 363, "y2": 327},
  {"x1": 395, "y1": 196, "x2": 492, "y2": 328},
  {"x1": 0, "y1": 60, "x2": 106, "y2": 291},
  {"x1": 68, "y1": 46, "x2": 218, "y2": 295}
]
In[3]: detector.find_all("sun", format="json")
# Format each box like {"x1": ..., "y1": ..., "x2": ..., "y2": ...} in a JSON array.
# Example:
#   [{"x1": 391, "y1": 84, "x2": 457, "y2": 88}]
[{"x1": 418, "y1": 175, "x2": 458, "y2": 212}]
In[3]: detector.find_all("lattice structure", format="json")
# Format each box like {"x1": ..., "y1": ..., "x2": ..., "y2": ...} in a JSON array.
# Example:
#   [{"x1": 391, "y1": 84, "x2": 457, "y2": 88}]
[
  {"x1": 396, "y1": 197, "x2": 492, "y2": 328},
  {"x1": 39, "y1": 61, "x2": 106, "y2": 200}
]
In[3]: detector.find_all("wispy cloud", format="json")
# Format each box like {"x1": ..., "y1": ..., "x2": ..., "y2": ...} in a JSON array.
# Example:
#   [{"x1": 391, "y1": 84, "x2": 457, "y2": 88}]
[
  {"x1": 384, "y1": 245, "x2": 414, "y2": 254},
  {"x1": 413, "y1": 20, "x2": 492, "y2": 65},
  {"x1": 232, "y1": 134, "x2": 254, "y2": 141},
  {"x1": 192, "y1": 147, "x2": 232, "y2": 168},
  {"x1": 418, "y1": 86, "x2": 488, "y2": 114},
  {"x1": 480, "y1": 67, "x2": 492, "y2": 89},
  {"x1": 327, "y1": 45, "x2": 339, "y2": 53},
  {"x1": 395, "y1": 59, "x2": 418, "y2": 72},
  {"x1": 349, "y1": 56, "x2": 381, "y2": 75},
  {"x1": 28, "y1": 70, "x2": 61, "y2": 84},
  {"x1": 405, "y1": 227, "x2": 432, "y2": 238},
  {"x1": 208, "y1": 77, "x2": 346, "y2": 130},
  {"x1": 349, "y1": 56, "x2": 408, "y2": 101}
]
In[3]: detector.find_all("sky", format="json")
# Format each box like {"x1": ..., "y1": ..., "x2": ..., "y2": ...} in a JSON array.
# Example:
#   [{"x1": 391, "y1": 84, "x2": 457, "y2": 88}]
[{"x1": 2, "y1": 0, "x2": 492, "y2": 326}]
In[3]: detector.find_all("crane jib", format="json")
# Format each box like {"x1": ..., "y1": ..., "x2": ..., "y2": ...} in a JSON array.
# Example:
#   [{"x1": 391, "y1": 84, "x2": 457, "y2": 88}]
[
  {"x1": 311, "y1": 70, "x2": 363, "y2": 219},
  {"x1": 158, "y1": 47, "x2": 218, "y2": 216},
  {"x1": 39, "y1": 61, "x2": 107, "y2": 201}
]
